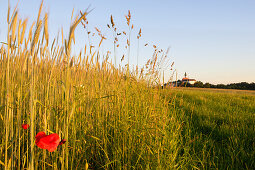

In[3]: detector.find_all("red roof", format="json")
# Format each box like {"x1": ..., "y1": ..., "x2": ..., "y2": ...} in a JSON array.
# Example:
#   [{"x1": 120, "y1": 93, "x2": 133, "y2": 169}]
[{"x1": 182, "y1": 78, "x2": 196, "y2": 81}]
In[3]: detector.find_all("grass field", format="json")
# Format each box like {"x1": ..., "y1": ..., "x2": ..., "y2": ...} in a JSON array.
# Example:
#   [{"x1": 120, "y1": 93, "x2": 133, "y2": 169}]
[
  {"x1": 165, "y1": 87, "x2": 255, "y2": 169},
  {"x1": 0, "y1": 2, "x2": 254, "y2": 169}
]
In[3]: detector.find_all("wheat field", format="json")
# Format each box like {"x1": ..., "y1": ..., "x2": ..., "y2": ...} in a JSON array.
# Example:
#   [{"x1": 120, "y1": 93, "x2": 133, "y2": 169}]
[
  {"x1": 0, "y1": 1, "x2": 181, "y2": 169},
  {"x1": 1, "y1": 1, "x2": 254, "y2": 170}
]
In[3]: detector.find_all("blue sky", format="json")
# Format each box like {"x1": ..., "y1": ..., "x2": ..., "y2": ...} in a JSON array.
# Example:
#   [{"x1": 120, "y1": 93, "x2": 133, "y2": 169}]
[{"x1": 0, "y1": 0, "x2": 255, "y2": 84}]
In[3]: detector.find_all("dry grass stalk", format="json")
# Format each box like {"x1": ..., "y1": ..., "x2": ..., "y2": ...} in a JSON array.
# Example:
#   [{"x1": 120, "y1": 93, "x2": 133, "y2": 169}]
[
  {"x1": 110, "y1": 15, "x2": 115, "y2": 28},
  {"x1": 66, "y1": 12, "x2": 87, "y2": 57},
  {"x1": 20, "y1": 18, "x2": 28, "y2": 45},
  {"x1": 137, "y1": 28, "x2": 141, "y2": 39},
  {"x1": 7, "y1": 2, "x2": 10, "y2": 24},
  {"x1": 10, "y1": 11, "x2": 18, "y2": 43},
  {"x1": 36, "y1": 0, "x2": 44, "y2": 26},
  {"x1": 28, "y1": 22, "x2": 35, "y2": 42},
  {"x1": 17, "y1": 20, "x2": 21, "y2": 47},
  {"x1": 31, "y1": 20, "x2": 42, "y2": 54},
  {"x1": 44, "y1": 13, "x2": 49, "y2": 46},
  {"x1": 61, "y1": 27, "x2": 64, "y2": 45}
]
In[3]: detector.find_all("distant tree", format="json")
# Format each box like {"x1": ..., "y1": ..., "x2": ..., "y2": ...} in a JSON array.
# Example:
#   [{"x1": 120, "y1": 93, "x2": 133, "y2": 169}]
[
  {"x1": 216, "y1": 84, "x2": 225, "y2": 89},
  {"x1": 210, "y1": 84, "x2": 216, "y2": 88},
  {"x1": 194, "y1": 81, "x2": 204, "y2": 88},
  {"x1": 186, "y1": 83, "x2": 193, "y2": 87},
  {"x1": 248, "y1": 83, "x2": 255, "y2": 90},
  {"x1": 204, "y1": 82, "x2": 211, "y2": 88},
  {"x1": 240, "y1": 82, "x2": 249, "y2": 89},
  {"x1": 189, "y1": 81, "x2": 255, "y2": 90}
]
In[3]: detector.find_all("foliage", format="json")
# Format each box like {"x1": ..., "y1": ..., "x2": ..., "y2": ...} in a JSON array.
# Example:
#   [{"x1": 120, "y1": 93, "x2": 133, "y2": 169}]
[{"x1": 193, "y1": 81, "x2": 255, "y2": 90}]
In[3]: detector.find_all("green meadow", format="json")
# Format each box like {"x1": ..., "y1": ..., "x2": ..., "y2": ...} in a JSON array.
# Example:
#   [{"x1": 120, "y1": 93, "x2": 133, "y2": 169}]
[
  {"x1": 0, "y1": 1, "x2": 254, "y2": 169},
  {"x1": 165, "y1": 88, "x2": 255, "y2": 169}
]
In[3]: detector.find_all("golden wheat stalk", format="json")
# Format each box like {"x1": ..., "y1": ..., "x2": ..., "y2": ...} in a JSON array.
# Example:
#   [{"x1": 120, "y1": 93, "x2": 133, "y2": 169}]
[
  {"x1": 31, "y1": 20, "x2": 42, "y2": 55},
  {"x1": 28, "y1": 22, "x2": 35, "y2": 42},
  {"x1": 10, "y1": 11, "x2": 18, "y2": 43},
  {"x1": 66, "y1": 12, "x2": 87, "y2": 57},
  {"x1": 44, "y1": 13, "x2": 49, "y2": 46},
  {"x1": 36, "y1": 0, "x2": 43, "y2": 26},
  {"x1": 17, "y1": 20, "x2": 21, "y2": 47},
  {"x1": 20, "y1": 18, "x2": 28, "y2": 45}
]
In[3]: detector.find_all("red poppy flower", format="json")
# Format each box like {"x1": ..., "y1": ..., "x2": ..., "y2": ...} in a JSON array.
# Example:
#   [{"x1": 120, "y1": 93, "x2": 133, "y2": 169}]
[
  {"x1": 59, "y1": 139, "x2": 66, "y2": 145},
  {"x1": 35, "y1": 132, "x2": 61, "y2": 152},
  {"x1": 22, "y1": 124, "x2": 29, "y2": 130}
]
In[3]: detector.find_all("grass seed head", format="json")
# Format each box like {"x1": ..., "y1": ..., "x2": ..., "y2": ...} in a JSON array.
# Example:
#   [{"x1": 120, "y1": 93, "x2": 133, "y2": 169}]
[
  {"x1": 10, "y1": 11, "x2": 18, "y2": 43},
  {"x1": 110, "y1": 15, "x2": 115, "y2": 28},
  {"x1": 31, "y1": 20, "x2": 42, "y2": 54},
  {"x1": 44, "y1": 13, "x2": 49, "y2": 46}
]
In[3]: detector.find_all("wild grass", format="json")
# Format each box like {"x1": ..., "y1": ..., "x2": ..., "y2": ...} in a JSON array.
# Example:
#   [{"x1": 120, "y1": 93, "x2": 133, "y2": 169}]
[
  {"x1": 0, "y1": 1, "x2": 180, "y2": 169},
  {"x1": 165, "y1": 88, "x2": 255, "y2": 169},
  {"x1": 1, "y1": 1, "x2": 254, "y2": 169}
]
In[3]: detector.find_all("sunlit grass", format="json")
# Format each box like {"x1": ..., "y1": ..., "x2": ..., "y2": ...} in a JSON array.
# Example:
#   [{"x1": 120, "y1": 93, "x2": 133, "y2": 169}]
[
  {"x1": 0, "y1": 1, "x2": 179, "y2": 169},
  {"x1": 166, "y1": 88, "x2": 255, "y2": 169},
  {"x1": 1, "y1": 1, "x2": 254, "y2": 169}
]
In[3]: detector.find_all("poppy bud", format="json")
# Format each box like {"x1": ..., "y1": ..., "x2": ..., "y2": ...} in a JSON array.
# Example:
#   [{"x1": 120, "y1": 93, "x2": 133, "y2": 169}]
[
  {"x1": 59, "y1": 139, "x2": 67, "y2": 145},
  {"x1": 22, "y1": 124, "x2": 29, "y2": 130}
]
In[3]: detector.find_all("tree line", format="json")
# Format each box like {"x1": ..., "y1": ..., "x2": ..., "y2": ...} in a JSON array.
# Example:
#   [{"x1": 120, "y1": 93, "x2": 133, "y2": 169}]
[{"x1": 187, "y1": 81, "x2": 255, "y2": 90}]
